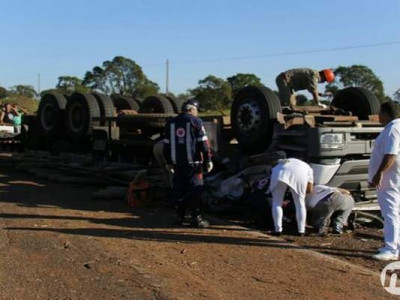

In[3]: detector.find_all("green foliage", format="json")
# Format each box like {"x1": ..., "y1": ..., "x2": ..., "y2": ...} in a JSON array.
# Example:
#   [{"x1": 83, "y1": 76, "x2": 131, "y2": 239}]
[
  {"x1": 226, "y1": 73, "x2": 262, "y2": 96},
  {"x1": 176, "y1": 92, "x2": 191, "y2": 102},
  {"x1": 39, "y1": 89, "x2": 61, "y2": 98},
  {"x1": 394, "y1": 89, "x2": 400, "y2": 102},
  {"x1": 0, "y1": 86, "x2": 8, "y2": 99},
  {"x1": 56, "y1": 76, "x2": 90, "y2": 95},
  {"x1": 10, "y1": 85, "x2": 37, "y2": 99},
  {"x1": 326, "y1": 65, "x2": 388, "y2": 103},
  {"x1": 189, "y1": 75, "x2": 232, "y2": 111},
  {"x1": 1, "y1": 95, "x2": 38, "y2": 113},
  {"x1": 83, "y1": 56, "x2": 159, "y2": 99}
]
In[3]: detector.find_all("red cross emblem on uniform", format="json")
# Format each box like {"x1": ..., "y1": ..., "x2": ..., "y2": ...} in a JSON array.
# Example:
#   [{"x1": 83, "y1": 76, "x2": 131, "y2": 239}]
[{"x1": 176, "y1": 128, "x2": 186, "y2": 138}]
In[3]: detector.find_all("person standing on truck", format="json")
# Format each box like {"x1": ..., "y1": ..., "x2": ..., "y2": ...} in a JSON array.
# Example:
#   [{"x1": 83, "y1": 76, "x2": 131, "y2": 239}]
[
  {"x1": 306, "y1": 185, "x2": 355, "y2": 236},
  {"x1": 269, "y1": 158, "x2": 314, "y2": 236},
  {"x1": 163, "y1": 98, "x2": 213, "y2": 228},
  {"x1": 368, "y1": 101, "x2": 400, "y2": 261},
  {"x1": 275, "y1": 68, "x2": 335, "y2": 107}
]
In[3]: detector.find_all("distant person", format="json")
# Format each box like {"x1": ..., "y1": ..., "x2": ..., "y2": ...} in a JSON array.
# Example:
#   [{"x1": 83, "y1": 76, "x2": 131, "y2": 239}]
[
  {"x1": 0, "y1": 103, "x2": 17, "y2": 125},
  {"x1": 368, "y1": 101, "x2": 400, "y2": 261},
  {"x1": 11, "y1": 104, "x2": 28, "y2": 134},
  {"x1": 275, "y1": 68, "x2": 335, "y2": 107},
  {"x1": 269, "y1": 158, "x2": 314, "y2": 236},
  {"x1": 163, "y1": 98, "x2": 213, "y2": 228},
  {"x1": 306, "y1": 185, "x2": 355, "y2": 236}
]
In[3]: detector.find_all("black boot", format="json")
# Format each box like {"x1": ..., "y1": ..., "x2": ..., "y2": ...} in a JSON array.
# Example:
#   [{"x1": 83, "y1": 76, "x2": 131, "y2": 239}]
[
  {"x1": 332, "y1": 224, "x2": 343, "y2": 234},
  {"x1": 175, "y1": 199, "x2": 186, "y2": 226}
]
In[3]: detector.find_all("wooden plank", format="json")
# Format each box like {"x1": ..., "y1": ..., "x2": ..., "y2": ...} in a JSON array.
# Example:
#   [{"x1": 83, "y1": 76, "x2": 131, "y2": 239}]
[
  {"x1": 222, "y1": 116, "x2": 231, "y2": 126},
  {"x1": 368, "y1": 115, "x2": 379, "y2": 122},
  {"x1": 290, "y1": 105, "x2": 330, "y2": 113}
]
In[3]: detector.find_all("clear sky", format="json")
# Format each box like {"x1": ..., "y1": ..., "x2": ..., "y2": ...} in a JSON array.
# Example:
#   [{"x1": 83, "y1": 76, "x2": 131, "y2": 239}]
[{"x1": 0, "y1": 0, "x2": 399, "y2": 97}]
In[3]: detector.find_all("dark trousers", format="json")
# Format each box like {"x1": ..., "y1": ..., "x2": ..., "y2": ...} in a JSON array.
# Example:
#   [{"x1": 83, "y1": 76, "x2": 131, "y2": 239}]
[{"x1": 172, "y1": 164, "x2": 204, "y2": 219}]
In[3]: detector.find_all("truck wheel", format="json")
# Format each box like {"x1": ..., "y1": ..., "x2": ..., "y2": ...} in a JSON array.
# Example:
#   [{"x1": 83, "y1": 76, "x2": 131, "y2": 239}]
[
  {"x1": 65, "y1": 93, "x2": 100, "y2": 142},
  {"x1": 165, "y1": 94, "x2": 184, "y2": 113},
  {"x1": 38, "y1": 93, "x2": 67, "y2": 139},
  {"x1": 92, "y1": 93, "x2": 116, "y2": 125},
  {"x1": 331, "y1": 87, "x2": 380, "y2": 120},
  {"x1": 231, "y1": 85, "x2": 282, "y2": 153},
  {"x1": 139, "y1": 95, "x2": 174, "y2": 114},
  {"x1": 112, "y1": 96, "x2": 141, "y2": 112}
]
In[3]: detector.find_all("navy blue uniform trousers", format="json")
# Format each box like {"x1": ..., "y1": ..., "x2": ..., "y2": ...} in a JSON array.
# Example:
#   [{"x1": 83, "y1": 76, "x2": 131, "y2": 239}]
[{"x1": 172, "y1": 164, "x2": 204, "y2": 219}]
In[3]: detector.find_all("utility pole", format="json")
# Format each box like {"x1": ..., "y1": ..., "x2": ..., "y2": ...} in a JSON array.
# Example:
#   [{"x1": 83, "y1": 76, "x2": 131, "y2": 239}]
[
  {"x1": 166, "y1": 59, "x2": 169, "y2": 95},
  {"x1": 37, "y1": 73, "x2": 41, "y2": 96}
]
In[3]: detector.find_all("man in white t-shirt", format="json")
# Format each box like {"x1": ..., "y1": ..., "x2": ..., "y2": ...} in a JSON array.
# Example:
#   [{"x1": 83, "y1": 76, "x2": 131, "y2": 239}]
[
  {"x1": 368, "y1": 101, "x2": 400, "y2": 261},
  {"x1": 269, "y1": 158, "x2": 314, "y2": 236},
  {"x1": 306, "y1": 185, "x2": 355, "y2": 236}
]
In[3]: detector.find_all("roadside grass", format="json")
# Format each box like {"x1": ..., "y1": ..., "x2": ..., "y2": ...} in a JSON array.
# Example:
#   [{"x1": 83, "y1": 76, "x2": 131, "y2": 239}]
[{"x1": 1, "y1": 95, "x2": 39, "y2": 113}]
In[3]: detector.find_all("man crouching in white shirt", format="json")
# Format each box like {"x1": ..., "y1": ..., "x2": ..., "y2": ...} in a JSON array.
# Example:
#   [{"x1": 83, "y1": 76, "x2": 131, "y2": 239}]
[
  {"x1": 306, "y1": 185, "x2": 355, "y2": 236},
  {"x1": 368, "y1": 101, "x2": 400, "y2": 261},
  {"x1": 269, "y1": 158, "x2": 314, "y2": 236}
]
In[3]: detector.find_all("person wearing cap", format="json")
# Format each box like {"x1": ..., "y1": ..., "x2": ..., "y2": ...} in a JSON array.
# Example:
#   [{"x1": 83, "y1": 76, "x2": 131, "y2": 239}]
[
  {"x1": 368, "y1": 101, "x2": 400, "y2": 261},
  {"x1": 275, "y1": 68, "x2": 335, "y2": 107},
  {"x1": 163, "y1": 98, "x2": 213, "y2": 228},
  {"x1": 269, "y1": 158, "x2": 314, "y2": 236}
]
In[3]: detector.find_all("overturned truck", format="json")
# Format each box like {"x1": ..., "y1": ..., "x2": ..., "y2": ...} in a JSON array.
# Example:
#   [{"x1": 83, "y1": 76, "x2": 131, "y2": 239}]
[
  {"x1": 9, "y1": 85, "x2": 383, "y2": 218},
  {"x1": 231, "y1": 85, "x2": 382, "y2": 218}
]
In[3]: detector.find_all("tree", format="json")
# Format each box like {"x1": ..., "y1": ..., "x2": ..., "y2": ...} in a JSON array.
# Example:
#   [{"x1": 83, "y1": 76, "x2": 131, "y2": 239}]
[
  {"x1": 83, "y1": 56, "x2": 159, "y2": 99},
  {"x1": 393, "y1": 89, "x2": 400, "y2": 103},
  {"x1": 176, "y1": 92, "x2": 192, "y2": 102},
  {"x1": 10, "y1": 85, "x2": 37, "y2": 99},
  {"x1": 5, "y1": 95, "x2": 38, "y2": 113},
  {"x1": 39, "y1": 89, "x2": 60, "y2": 98},
  {"x1": 56, "y1": 76, "x2": 90, "y2": 94},
  {"x1": 189, "y1": 75, "x2": 232, "y2": 111},
  {"x1": 226, "y1": 73, "x2": 262, "y2": 96},
  {"x1": 325, "y1": 65, "x2": 388, "y2": 103},
  {"x1": 0, "y1": 86, "x2": 8, "y2": 99}
]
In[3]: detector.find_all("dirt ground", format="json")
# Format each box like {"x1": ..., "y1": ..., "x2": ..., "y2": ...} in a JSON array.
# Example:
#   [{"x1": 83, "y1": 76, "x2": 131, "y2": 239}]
[{"x1": 0, "y1": 167, "x2": 397, "y2": 300}]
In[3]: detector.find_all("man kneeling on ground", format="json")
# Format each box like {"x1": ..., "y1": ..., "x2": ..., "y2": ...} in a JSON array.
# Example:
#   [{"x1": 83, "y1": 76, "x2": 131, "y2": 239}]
[{"x1": 306, "y1": 185, "x2": 355, "y2": 236}]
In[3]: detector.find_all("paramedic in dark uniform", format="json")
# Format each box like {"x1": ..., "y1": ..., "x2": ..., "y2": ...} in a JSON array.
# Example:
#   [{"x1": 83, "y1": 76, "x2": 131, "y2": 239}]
[{"x1": 163, "y1": 99, "x2": 213, "y2": 228}]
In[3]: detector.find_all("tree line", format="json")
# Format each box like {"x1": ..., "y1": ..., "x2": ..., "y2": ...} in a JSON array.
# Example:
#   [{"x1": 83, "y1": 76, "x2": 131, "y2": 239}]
[{"x1": 0, "y1": 55, "x2": 397, "y2": 111}]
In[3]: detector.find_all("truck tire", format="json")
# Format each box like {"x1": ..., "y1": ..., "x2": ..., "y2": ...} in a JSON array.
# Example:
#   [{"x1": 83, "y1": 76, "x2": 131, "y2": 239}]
[
  {"x1": 38, "y1": 93, "x2": 67, "y2": 139},
  {"x1": 112, "y1": 96, "x2": 140, "y2": 112},
  {"x1": 139, "y1": 95, "x2": 174, "y2": 114},
  {"x1": 65, "y1": 93, "x2": 100, "y2": 142},
  {"x1": 116, "y1": 113, "x2": 176, "y2": 129},
  {"x1": 165, "y1": 94, "x2": 184, "y2": 113},
  {"x1": 92, "y1": 93, "x2": 116, "y2": 125},
  {"x1": 331, "y1": 87, "x2": 380, "y2": 120},
  {"x1": 231, "y1": 85, "x2": 282, "y2": 153}
]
